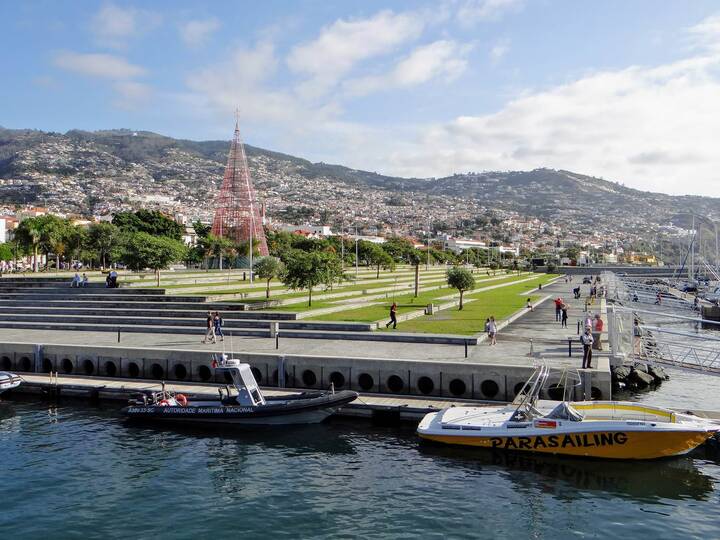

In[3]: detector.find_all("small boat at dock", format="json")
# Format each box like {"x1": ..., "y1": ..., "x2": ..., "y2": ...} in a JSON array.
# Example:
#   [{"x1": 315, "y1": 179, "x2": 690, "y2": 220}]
[
  {"x1": 122, "y1": 355, "x2": 358, "y2": 426},
  {"x1": 0, "y1": 371, "x2": 22, "y2": 395},
  {"x1": 417, "y1": 365, "x2": 719, "y2": 459}
]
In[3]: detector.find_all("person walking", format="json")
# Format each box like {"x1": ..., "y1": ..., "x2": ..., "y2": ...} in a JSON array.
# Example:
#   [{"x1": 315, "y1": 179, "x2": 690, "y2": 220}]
[
  {"x1": 202, "y1": 311, "x2": 216, "y2": 344},
  {"x1": 592, "y1": 314, "x2": 603, "y2": 350},
  {"x1": 633, "y1": 319, "x2": 642, "y2": 355},
  {"x1": 385, "y1": 302, "x2": 398, "y2": 329},
  {"x1": 580, "y1": 328, "x2": 594, "y2": 368},
  {"x1": 488, "y1": 316, "x2": 497, "y2": 346},
  {"x1": 554, "y1": 297, "x2": 563, "y2": 321},
  {"x1": 561, "y1": 303, "x2": 568, "y2": 328},
  {"x1": 484, "y1": 318, "x2": 490, "y2": 335},
  {"x1": 213, "y1": 311, "x2": 224, "y2": 342}
]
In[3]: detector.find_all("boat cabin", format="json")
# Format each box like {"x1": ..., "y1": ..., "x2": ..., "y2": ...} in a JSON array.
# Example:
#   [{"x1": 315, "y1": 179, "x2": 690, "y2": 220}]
[{"x1": 212, "y1": 355, "x2": 266, "y2": 406}]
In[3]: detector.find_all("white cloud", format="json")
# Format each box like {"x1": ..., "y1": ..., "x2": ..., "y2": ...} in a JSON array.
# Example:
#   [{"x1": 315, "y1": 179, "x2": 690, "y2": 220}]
[
  {"x1": 179, "y1": 17, "x2": 220, "y2": 47},
  {"x1": 113, "y1": 81, "x2": 152, "y2": 109},
  {"x1": 372, "y1": 54, "x2": 720, "y2": 196},
  {"x1": 688, "y1": 14, "x2": 720, "y2": 51},
  {"x1": 185, "y1": 41, "x2": 337, "y2": 127},
  {"x1": 54, "y1": 50, "x2": 151, "y2": 110},
  {"x1": 91, "y1": 3, "x2": 160, "y2": 49},
  {"x1": 456, "y1": 0, "x2": 523, "y2": 25},
  {"x1": 489, "y1": 40, "x2": 509, "y2": 63},
  {"x1": 345, "y1": 40, "x2": 472, "y2": 96},
  {"x1": 287, "y1": 10, "x2": 426, "y2": 98},
  {"x1": 54, "y1": 51, "x2": 146, "y2": 79}
]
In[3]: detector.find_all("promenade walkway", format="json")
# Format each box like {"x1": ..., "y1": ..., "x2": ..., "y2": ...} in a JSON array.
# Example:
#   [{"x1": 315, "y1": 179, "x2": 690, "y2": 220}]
[{"x1": 469, "y1": 278, "x2": 609, "y2": 372}]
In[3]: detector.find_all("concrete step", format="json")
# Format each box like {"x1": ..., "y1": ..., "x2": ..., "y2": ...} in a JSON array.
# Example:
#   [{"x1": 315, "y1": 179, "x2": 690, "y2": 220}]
[
  {"x1": 0, "y1": 299, "x2": 264, "y2": 312},
  {"x1": 0, "y1": 314, "x2": 372, "y2": 332},
  {"x1": 0, "y1": 321, "x2": 475, "y2": 344},
  {"x1": 0, "y1": 306, "x2": 298, "y2": 320},
  {"x1": 0, "y1": 287, "x2": 164, "y2": 294},
  {"x1": 0, "y1": 293, "x2": 207, "y2": 302},
  {"x1": 0, "y1": 277, "x2": 78, "y2": 283},
  {"x1": 0, "y1": 282, "x2": 108, "y2": 289}
]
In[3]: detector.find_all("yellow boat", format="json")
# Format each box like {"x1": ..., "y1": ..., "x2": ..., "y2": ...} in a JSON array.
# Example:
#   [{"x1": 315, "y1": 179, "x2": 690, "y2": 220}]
[{"x1": 417, "y1": 365, "x2": 719, "y2": 460}]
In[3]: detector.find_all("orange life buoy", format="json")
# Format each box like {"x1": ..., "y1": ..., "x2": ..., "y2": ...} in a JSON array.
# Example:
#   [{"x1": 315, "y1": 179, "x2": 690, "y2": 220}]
[
  {"x1": 176, "y1": 394, "x2": 188, "y2": 407},
  {"x1": 158, "y1": 399, "x2": 170, "y2": 406}
]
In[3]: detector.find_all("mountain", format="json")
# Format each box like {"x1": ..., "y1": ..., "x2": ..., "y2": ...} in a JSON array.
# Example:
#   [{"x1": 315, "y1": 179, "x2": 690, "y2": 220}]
[{"x1": 0, "y1": 126, "x2": 717, "y2": 240}]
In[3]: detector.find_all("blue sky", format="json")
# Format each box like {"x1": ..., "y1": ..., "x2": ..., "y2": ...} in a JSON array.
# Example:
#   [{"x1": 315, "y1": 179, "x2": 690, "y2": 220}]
[{"x1": 3, "y1": 1, "x2": 720, "y2": 195}]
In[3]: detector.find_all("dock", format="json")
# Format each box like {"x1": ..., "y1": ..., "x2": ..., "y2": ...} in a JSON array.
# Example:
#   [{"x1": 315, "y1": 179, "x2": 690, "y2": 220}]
[{"x1": 11, "y1": 372, "x2": 489, "y2": 422}]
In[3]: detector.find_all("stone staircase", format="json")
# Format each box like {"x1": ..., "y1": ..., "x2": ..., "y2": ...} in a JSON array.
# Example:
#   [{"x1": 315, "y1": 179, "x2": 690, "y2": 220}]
[{"x1": 0, "y1": 276, "x2": 476, "y2": 345}]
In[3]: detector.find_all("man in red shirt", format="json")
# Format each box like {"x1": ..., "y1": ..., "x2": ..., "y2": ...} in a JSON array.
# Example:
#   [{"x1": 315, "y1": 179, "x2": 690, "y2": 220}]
[{"x1": 554, "y1": 297, "x2": 563, "y2": 322}]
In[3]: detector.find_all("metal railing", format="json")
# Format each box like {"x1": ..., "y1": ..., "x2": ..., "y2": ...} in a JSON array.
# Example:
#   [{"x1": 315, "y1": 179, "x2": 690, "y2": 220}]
[{"x1": 603, "y1": 271, "x2": 720, "y2": 374}]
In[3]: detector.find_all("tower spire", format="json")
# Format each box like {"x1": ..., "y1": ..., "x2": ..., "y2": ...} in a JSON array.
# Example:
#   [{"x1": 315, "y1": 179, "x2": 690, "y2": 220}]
[{"x1": 210, "y1": 115, "x2": 269, "y2": 257}]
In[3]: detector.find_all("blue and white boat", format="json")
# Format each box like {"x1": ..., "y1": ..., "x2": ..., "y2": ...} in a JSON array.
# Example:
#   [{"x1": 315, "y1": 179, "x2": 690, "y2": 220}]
[{"x1": 0, "y1": 372, "x2": 22, "y2": 396}]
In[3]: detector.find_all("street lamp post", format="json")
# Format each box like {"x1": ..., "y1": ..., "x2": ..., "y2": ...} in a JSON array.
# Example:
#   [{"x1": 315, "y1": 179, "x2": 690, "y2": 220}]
[
  {"x1": 426, "y1": 222, "x2": 430, "y2": 271},
  {"x1": 249, "y1": 213, "x2": 254, "y2": 284},
  {"x1": 340, "y1": 216, "x2": 345, "y2": 270},
  {"x1": 355, "y1": 226, "x2": 359, "y2": 278}
]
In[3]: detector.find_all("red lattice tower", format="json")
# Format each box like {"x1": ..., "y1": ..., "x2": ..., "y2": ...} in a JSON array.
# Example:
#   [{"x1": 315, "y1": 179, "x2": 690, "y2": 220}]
[{"x1": 211, "y1": 119, "x2": 269, "y2": 256}]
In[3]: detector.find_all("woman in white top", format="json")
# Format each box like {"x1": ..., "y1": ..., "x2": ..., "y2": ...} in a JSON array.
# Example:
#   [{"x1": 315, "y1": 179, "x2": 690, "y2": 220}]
[{"x1": 488, "y1": 317, "x2": 498, "y2": 346}]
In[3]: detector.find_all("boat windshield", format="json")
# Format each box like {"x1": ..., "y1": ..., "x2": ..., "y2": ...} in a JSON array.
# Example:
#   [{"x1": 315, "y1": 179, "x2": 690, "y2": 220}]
[{"x1": 545, "y1": 402, "x2": 584, "y2": 422}]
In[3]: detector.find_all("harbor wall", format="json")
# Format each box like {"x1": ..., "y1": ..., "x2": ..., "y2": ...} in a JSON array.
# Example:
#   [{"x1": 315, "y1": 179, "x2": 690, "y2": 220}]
[{"x1": 0, "y1": 342, "x2": 612, "y2": 402}]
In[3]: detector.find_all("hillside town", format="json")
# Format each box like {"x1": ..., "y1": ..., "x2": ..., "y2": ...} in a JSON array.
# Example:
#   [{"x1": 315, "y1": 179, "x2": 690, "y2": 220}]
[{"x1": 0, "y1": 128, "x2": 706, "y2": 269}]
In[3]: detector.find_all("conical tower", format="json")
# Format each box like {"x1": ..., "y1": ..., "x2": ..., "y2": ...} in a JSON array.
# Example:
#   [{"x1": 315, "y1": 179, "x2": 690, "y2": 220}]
[{"x1": 211, "y1": 118, "x2": 269, "y2": 256}]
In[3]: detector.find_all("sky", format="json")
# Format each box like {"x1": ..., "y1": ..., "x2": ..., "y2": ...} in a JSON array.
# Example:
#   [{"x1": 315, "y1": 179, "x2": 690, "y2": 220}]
[{"x1": 3, "y1": 0, "x2": 720, "y2": 196}]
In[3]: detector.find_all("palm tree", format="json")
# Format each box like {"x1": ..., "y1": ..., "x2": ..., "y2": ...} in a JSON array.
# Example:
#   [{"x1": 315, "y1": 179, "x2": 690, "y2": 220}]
[{"x1": 15, "y1": 219, "x2": 42, "y2": 272}]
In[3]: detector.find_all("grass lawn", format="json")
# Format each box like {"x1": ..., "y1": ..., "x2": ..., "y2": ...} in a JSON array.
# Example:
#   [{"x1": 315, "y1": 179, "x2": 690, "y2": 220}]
[
  {"x1": 235, "y1": 271, "x2": 451, "y2": 304},
  {"x1": 385, "y1": 275, "x2": 559, "y2": 335},
  {"x1": 307, "y1": 273, "x2": 540, "y2": 322}
]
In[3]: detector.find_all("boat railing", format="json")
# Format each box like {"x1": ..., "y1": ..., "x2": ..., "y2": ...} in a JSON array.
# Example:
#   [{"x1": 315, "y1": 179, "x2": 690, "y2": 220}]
[{"x1": 509, "y1": 364, "x2": 550, "y2": 422}]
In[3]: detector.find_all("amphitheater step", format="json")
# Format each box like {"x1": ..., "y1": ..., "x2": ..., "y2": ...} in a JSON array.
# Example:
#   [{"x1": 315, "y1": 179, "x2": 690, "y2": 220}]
[
  {"x1": 0, "y1": 306, "x2": 298, "y2": 320},
  {"x1": 0, "y1": 321, "x2": 474, "y2": 344},
  {"x1": 0, "y1": 314, "x2": 372, "y2": 332}
]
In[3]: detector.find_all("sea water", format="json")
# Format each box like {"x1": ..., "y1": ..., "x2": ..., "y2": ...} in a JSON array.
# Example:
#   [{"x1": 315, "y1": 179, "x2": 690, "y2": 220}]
[{"x1": 2, "y1": 371, "x2": 720, "y2": 540}]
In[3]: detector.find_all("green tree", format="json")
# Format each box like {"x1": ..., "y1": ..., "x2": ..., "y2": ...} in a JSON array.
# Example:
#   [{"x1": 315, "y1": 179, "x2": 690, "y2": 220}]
[
  {"x1": 407, "y1": 249, "x2": 423, "y2": 297},
  {"x1": 282, "y1": 251, "x2": 343, "y2": 306},
  {"x1": 28, "y1": 215, "x2": 72, "y2": 270},
  {"x1": 15, "y1": 217, "x2": 43, "y2": 272},
  {"x1": 320, "y1": 252, "x2": 345, "y2": 291},
  {"x1": 67, "y1": 226, "x2": 89, "y2": 266},
  {"x1": 112, "y1": 210, "x2": 183, "y2": 240},
  {"x1": 368, "y1": 245, "x2": 395, "y2": 278},
  {"x1": 123, "y1": 232, "x2": 187, "y2": 286},
  {"x1": 192, "y1": 220, "x2": 211, "y2": 239},
  {"x1": 88, "y1": 222, "x2": 120, "y2": 269},
  {"x1": 198, "y1": 233, "x2": 233, "y2": 270},
  {"x1": 0, "y1": 243, "x2": 13, "y2": 262},
  {"x1": 447, "y1": 267, "x2": 476, "y2": 310},
  {"x1": 381, "y1": 237, "x2": 415, "y2": 262},
  {"x1": 253, "y1": 257, "x2": 285, "y2": 299}
]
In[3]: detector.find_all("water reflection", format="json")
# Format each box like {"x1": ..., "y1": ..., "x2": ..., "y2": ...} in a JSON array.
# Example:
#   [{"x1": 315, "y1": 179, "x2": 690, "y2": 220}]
[
  {"x1": 419, "y1": 444, "x2": 716, "y2": 502},
  {"x1": 122, "y1": 420, "x2": 358, "y2": 457}
]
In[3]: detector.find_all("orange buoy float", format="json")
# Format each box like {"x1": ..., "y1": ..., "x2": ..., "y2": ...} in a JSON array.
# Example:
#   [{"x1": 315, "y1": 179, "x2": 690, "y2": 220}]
[
  {"x1": 158, "y1": 399, "x2": 170, "y2": 406},
  {"x1": 176, "y1": 394, "x2": 188, "y2": 407}
]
